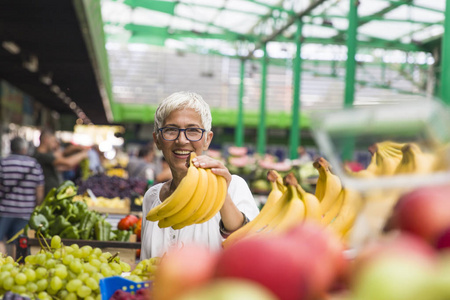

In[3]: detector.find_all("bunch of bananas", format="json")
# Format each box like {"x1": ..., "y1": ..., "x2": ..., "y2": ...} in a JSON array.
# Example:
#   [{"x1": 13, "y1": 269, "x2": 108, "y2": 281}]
[
  {"x1": 223, "y1": 171, "x2": 322, "y2": 248},
  {"x1": 314, "y1": 157, "x2": 363, "y2": 239},
  {"x1": 146, "y1": 153, "x2": 227, "y2": 230}
]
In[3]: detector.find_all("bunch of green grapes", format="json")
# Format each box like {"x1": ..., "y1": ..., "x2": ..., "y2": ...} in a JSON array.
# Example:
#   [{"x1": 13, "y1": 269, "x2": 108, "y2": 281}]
[
  {"x1": 125, "y1": 257, "x2": 160, "y2": 282},
  {"x1": 0, "y1": 236, "x2": 131, "y2": 299}
]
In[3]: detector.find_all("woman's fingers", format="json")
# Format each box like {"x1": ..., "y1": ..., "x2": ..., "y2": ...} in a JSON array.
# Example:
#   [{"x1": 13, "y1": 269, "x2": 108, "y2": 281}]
[{"x1": 192, "y1": 155, "x2": 232, "y2": 185}]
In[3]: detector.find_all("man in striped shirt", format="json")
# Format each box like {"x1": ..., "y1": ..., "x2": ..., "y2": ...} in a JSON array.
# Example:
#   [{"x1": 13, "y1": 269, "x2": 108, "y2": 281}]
[{"x1": 0, "y1": 137, "x2": 44, "y2": 254}]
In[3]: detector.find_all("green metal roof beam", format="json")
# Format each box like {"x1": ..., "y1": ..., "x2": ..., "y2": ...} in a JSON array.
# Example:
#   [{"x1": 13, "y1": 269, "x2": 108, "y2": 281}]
[
  {"x1": 180, "y1": 2, "x2": 265, "y2": 18},
  {"x1": 383, "y1": 0, "x2": 444, "y2": 14},
  {"x1": 246, "y1": 0, "x2": 328, "y2": 58},
  {"x1": 124, "y1": 0, "x2": 176, "y2": 15},
  {"x1": 113, "y1": 103, "x2": 311, "y2": 129},
  {"x1": 244, "y1": 0, "x2": 296, "y2": 15},
  {"x1": 310, "y1": 14, "x2": 439, "y2": 27}
]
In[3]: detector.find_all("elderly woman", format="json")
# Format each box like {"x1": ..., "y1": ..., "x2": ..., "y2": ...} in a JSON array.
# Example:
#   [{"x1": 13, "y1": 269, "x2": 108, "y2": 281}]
[{"x1": 141, "y1": 91, "x2": 260, "y2": 259}]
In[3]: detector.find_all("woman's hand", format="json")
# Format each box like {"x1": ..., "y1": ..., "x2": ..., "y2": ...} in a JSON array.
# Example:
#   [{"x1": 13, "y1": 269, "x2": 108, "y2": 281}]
[{"x1": 191, "y1": 155, "x2": 232, "y2": 187}]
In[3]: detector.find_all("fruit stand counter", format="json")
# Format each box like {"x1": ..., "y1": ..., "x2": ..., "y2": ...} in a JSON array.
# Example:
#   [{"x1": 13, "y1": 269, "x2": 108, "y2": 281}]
[{"x1": 23, "y1": 235, "x2": 141, "y2": 266}]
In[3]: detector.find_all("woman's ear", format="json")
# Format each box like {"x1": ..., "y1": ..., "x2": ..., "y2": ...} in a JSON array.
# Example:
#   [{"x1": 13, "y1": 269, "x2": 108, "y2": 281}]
[
  {"x1": 153, "y1": 132, "x2": 162, "y2": 150},
  {"x1": 203, "y1": 131, "x2": 214, "y2": 150}
]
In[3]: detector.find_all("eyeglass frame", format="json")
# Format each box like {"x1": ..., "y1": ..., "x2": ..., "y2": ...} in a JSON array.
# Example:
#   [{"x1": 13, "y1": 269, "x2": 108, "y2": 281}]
[{"x1": 158, "y1": 127, "x2": 207, "y2": 142}]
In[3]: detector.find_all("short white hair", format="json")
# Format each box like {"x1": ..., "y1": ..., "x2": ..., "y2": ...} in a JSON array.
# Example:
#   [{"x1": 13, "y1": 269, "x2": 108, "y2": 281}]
[{"x1": 154, "y1": 91, "x2": 212, "y2": 133}]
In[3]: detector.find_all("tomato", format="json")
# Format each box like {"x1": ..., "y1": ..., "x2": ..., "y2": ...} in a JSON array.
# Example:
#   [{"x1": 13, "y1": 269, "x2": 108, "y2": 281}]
[
  {"x1": 118, "y1": 215, "x2": 139, "y2": 231},
  {"x1": 134, "y1": 218, "x2": 142, "y2": 241}
]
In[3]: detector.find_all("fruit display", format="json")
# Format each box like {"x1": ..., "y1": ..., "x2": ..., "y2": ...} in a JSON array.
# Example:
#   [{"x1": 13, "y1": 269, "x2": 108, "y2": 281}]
[
  {"x1": 73, "y1": 195, "x2": 130, "y2": 211},
  {"x1": 0, "y1": 235, "x2": 133, "y2": 300},
  {"x1": 77, "y1": 174, "x2": 148, "y2": 200},
  {"x1": 26, "y1": 181, "x2": 132, "y2": 242},
  {"x1": 146, "y1": 152, "x2": 227, "y2": 230}
]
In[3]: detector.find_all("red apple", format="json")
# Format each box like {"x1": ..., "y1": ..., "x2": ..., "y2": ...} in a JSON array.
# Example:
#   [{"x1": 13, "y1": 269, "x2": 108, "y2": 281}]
[
  {"x1": 435, "y1": 226, "x2": 450, "y2": 250},
  {"x1": 284, "y1": 222, "x2": 349, "y2": 297},
  {"x1": 152, "y1": 244, "x2": 219, "y2": 300},
  {"x1": 353, "y1": 232, "x2": 437, "y2": 276},
  {"x1": 389, "y1": 184, "x2": 450, "y2": 244},
  {"x1": 214, "y1": 236, "x2": 310, "y2": 300}
]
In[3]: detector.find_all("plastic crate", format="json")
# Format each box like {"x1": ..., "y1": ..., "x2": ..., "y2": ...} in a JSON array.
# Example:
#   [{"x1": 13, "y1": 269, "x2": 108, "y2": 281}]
[{"x1": 99, "y1": 276, "x2": 151, "y2": 300}]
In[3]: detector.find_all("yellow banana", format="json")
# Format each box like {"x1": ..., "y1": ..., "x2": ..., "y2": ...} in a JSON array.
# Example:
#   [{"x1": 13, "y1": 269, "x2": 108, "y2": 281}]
[
  {"x1": 372, "y1": 141, "x2": 404, "y2": 176},
  {"x1": 172, "y1": 169, "x2": 218, "y2": 229},
  {"x1": 146, "y1": 153, "x2": 199, "y2": 222},
  {"x1": 263, "y1": 175, "x2": 305, "y2": 234},
  {"x1": 321, "y1": 188, "x2": 344, "y2": 225},
  {"x1": 295, "y1": 183, "x2": 322, "y2": 222},
  {"x1": 264, "y1": 170, "x2": 286, "y2": 209},
  {"x1": 158, "y1": 167, "x2": 209, "y2": 229},
  {"x1": 222, "y1": 170, "x2": 287, "y2": 248},
  {"x1": 198, "y1": 174, "x2": 227, "y2": 223},
  {"x1": 327, "y1": 188, "x2": 363, "y2": 237},
  {"x1": 395, "y1": 143, "x2": 436, "y2": 174},
  {"x1": 313, "y1": 157, "x2": 342, "y2": 212}
]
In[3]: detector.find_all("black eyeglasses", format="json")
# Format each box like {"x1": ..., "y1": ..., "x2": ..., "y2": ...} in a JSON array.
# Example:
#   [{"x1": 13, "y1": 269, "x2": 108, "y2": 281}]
[{"x1": 158, "y1": 127, "x2": 206, "y2": 141}]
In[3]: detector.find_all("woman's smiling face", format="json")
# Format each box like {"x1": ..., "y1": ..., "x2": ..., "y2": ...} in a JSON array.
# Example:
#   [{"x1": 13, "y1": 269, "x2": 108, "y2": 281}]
[{"x1": 154, "y1": 108, "x2": 213, "y2": 175}]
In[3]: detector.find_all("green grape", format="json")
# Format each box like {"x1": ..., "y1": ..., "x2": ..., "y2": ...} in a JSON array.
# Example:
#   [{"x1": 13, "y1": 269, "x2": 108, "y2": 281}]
[
  {"x1": 69, "y1": 260, "x2": 83, "y2": 274},
  {"x1": 81, "y1": 245, "x2": 93, "y2": 258},
  {"x1": 35, "y1": 253, "x2": 46, "y2": 265},
  {"x1": 110, "y1": 262, "x2": 122, "y2": 275},
  {"x1": 50, "y1": 276, "x2": 63, "y2": 291},
  {"x1": 51, "y1": 235, "x2": 62, "y2": 249},
  {"x1": 37, "y1": 291, "x2": 52, "y2": 300},
  {"x1": 72, "y1": 249, "x2": 82, "y2": 258},
  {"x1": 57, "y1": 289, "x2": 69, "y2": 299},
  {"x1": 93, "y1": 272, "x2": 104, "y2": 282},
  {"x1": 95, "y1": 294, "x2": 102, "y2": 300},
  {"x1": 44, "y1": 258, "x2": 56, "y2": 269},
  {"x1": 66, "y1": 278, "x2": 83, "y2": 293},
  {"x1": 5, "y1": 256, "x2": 15, "y2": 264},
  {"x1": 89, "y1": 258, "x2": 101, "y2": 268},
  {"x1": 66, "y1": 292, "x2": 78, "y2": 300},
  {"x1": 77, "y1": 272, "x2": 90, "y2": 281},
  {"x1": 84, "y1": 277, "x2": 99, "y2": 291},
  {"x1": 36, "y1": 278, "x2": 48, "y2": 292},
  {"x1": 120, "y1": 261, "x2": 131, "y2": 272},
  {"x1": 82, "y1": 262, "x2": 96, "y2": 275},
  {"x1": 24, "y1": 268, "x2": 36, "y2": 281},
  {"x1": 10, "y1": 267, "x2": 19, "y2": 277},
  {"x1": 55, "y1": 265, "x2": 68, "y2": 279},
  {"x1": 62, "y1": 254, "x2": 74, "y2": 265},
  {"x1": 11, "y1": 285, "x2": 27, "y2": 295},
  {"x1": 93, "y1": 248, "x2": 102, "y2": 256},
  {"x1": 71, "y1": 243, "x2": 80, "y2": 251},
  {"x1": 3, "y1": 276, "x2": 14, "y2": 290},
  {"x1": 100, "y1": 265, "x2": 113, "y2": 277},
  {"x1": 24, "y1": 255, "x2": 36, "y2": 264},
  {"x1": 77, "y1": 285, "x2": 92, "y2": 298},
  {"x1": 85, "y1": 296, "x2": 96, "y2": 300},
  {"x1": 1, "y1": 263, "x2": 14, "y2": 272},
  {"x1": 35, "y1": 267, "x2": 48, "y2": 279},
  {"x1": 26, "y1": 281, "x2": 38, "y2": 293},
  {"x1": 45, "y1": 252, "x2": 53, "y2": 259},
  {"x1": 47, "y1": 286, "x2": 58, "y2": 295},
  {"x1": 0, "y1": 270, "x2": 10, "y2": 282},
  {"x1": 64, "y1": 246, "x2": 74, "y2": 254},
  {"x1": 100, "y1": 252, "x2": 112, "y2": 260},
  {"x1": 15, "y1": 272, "x2": 27, "y2": 285},
  {"x1": 53, "y1": 249, "x2": 62, "y2": 259}
]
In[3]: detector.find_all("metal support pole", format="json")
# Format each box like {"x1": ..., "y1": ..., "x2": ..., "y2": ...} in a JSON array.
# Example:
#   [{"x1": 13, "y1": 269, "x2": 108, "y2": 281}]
[
  {"x1": 235, "y1": 59, "x2": 246, "y2": 147},
  {"x1": 257, "y1": 43, "x2": 268, "y2": 155},
  {"x1": 440, "y1": 0, "x2": 450, "y2": 105},
  {"x1": 289, "y1": 19, "x2": 303, "y2": 160},
  {"x1": 342, "y1": 0, "x2": 359, "y2": 161}
]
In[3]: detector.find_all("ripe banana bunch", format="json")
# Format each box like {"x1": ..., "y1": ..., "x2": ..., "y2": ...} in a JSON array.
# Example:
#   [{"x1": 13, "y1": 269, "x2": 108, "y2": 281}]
[
  {"x1": 346, "y1": 140, "x2": 405, "y2": 178},
  {"x1": 313, "y1": 157, "x2": 364, "y2": 239},
  {"x1": 313, "y1": 157, "x2": 342, "y2": 212},
  {"x1": 222, "y1": 172, "x2": 305, "y2": 248},
  {"x1": 146, "y1": 153, "x2": 227, "y2": 230},
  {"x1": 394, "y1": 143, "x2": 437, "y2": 175}
]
